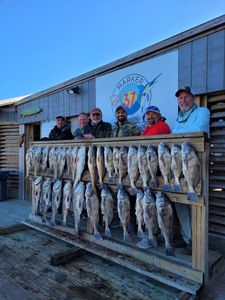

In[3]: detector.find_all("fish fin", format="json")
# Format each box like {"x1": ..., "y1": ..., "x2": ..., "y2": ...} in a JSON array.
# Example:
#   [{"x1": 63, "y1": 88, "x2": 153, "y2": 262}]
[
  {"x1": 124, "y1": 233, "x2": 130, "y2": 242},
  {"x1": 149, "y1": 179, "x2": 157, "y2": 188},
  {"x1": 49, "y1": 219, "x2": 56, "y2": 227},
  {"x1": 136, "y1": 238, "x2": 151, "y2": 249},
  {"x1": 61, "y1": 220, "x2": 67, "y2": 227},
  {"x1": 165, "y1": 247, "x2": 175, "y2": 256},
  {"x1": 162, "y1": 184, "x2": 171, "y2": 192},
  {"x1": 187, "y1": 192, "x2": 199, "y2": 201},
  {"x1": 148, "y1": 238, "x2": 158, "y2": 247},
  {"x1": 137, "y1": 230, "x2": 144, "y2": 238},
  {"x1": 105, "y1": 229, "x2": 112, "y2": 238},
  {"x1": 173, "y1": 184, "x2": 182, "y2": 192},
  {"x1": 93, "y1": 232, "x2": 103, "y2": 241}
]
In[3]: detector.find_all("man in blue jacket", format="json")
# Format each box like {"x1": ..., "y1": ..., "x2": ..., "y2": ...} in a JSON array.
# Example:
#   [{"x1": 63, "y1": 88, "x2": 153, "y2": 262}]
[{"x1": 172, "y1": 86, "x2": 210, "y2": 251}]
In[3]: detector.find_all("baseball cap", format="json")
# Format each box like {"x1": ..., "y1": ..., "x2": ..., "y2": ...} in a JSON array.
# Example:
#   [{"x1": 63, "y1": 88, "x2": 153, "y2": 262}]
[
  {"x1": 145, "y1": 105, "x2": 160, "y2": 114},
  {"x1": 90, "y1": 107, "x2": 102, "y2": 115},
  {"x1": 115, "y1": 105, "x2": 127, "y2": 113},
  {"x1": 175, "y1": 86, "x2": 194, "y2": 97},
  {"x1": 56, "y1": 115, "x2": 66, "y2": 121}
]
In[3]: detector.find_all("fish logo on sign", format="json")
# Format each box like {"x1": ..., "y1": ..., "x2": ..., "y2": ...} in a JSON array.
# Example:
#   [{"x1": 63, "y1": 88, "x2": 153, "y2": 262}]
[{"x1": 111, "y1": 73, "x2": 161, "y2": 127}]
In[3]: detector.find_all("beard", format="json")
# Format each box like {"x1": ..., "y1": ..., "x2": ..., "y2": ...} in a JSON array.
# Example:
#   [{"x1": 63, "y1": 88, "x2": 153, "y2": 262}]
[
  {"x1": 147, "y1": 119, "x2": 155, "y2": 125},
  {"x1": 117, "y1": 116, "x2": 126, "y2": 123}
]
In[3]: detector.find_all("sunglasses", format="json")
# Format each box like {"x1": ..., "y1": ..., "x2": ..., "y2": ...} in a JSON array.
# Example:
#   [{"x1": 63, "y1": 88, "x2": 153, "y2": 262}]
[{"x1": 92, "y1": 113, "x2": 101, "y2": 116}]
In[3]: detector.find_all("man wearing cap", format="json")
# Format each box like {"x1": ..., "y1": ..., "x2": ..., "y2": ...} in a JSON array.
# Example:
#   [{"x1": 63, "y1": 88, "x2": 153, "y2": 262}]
[
  {"x1": 112, "y1": 105, "x2": 140, "y2": 137},
  {"x1": 49, "y1": 116, "x2": 73, "y2": 140},
  {"x1": 73, "y1": 112, "x2": 89, "y2": 139},
  {"x1": 172, "y1": 86, "x2": 210, "y2": 250},
  {"x1": 173, "y1": 86, "x2": 210, "y2": 134},
  {"x1": 141, "y1": 105, "x2": 171, "y2": 136},
  {"x1": 83, "y1": 108, "x2": 112, "y2": 139}
]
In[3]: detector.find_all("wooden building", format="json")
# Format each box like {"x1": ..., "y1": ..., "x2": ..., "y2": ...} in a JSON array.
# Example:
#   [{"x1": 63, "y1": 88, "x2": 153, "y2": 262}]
[
  {"x1": 0, "y1": 96, "x2": 28, "y2": 199},
  {"x1": 8, "y1": 14, "x2": 225, "y2": 294}
]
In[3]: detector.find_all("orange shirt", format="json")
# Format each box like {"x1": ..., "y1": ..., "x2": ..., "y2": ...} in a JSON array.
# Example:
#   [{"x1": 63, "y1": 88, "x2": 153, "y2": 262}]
[{"x1": 141, "y1": 121, "x2": 171, "y2": 136}]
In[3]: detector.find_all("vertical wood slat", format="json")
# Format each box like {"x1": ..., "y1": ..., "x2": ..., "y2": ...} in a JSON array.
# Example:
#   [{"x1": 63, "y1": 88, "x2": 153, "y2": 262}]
[
  {"x1": 192, "y1": 143, "x2": 209, "y2": 282},
  {"x1": 207, "y1": 30, "x2": 225, "y2": 93},
  {"x1": 191, "y1": 37, "x2": 207, "y2": 94},
  {"x1": 178, "y1": 43, "x2": 192, "y2": 88},
  {"x1": 19, "y1": 124, "x2": 25, "y2": 200}
]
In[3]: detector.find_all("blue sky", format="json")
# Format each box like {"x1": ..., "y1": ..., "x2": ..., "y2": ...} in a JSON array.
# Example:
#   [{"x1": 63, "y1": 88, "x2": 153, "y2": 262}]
[{"x1": 0, "y1": 0, "x2": 225, "y2": 100}]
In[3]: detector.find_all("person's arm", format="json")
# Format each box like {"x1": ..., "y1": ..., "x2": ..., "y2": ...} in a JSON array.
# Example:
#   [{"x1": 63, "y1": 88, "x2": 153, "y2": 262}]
[
  {"x1": 104, "y1": 123, "x2": 112, "y2": 138},
  {"x1": 131, "y1": 125, "x2": 141, "y2": 136},
  {"x1": 191, "y1": 108, "x2": 210, "y2": 133}
]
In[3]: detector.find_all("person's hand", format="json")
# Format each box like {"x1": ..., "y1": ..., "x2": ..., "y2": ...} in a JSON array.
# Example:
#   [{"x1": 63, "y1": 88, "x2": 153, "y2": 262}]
[{"x1": 83, "y1": 133, "x2": 95, "y2": 139}]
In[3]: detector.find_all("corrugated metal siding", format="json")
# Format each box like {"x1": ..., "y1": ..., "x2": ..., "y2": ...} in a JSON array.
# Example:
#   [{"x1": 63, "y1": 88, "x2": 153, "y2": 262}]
[
  {"x1": 178, "y1": 30, "x2": 225, "y2": 94},
  {"x1": 17, "y1": 79, "x2": 96, "y2": 124},
  {"x1": 208, "y1": 92, "x2": 225, "y2": 237}
]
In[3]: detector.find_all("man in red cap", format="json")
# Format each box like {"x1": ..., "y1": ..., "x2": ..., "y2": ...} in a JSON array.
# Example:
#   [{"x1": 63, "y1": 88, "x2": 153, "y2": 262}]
[
  {"x1": 141, "y1": 105, "x2": 171, "y2": 135},
  {"x1": 83, "y1": 108, "x2": 112, "y2": 138}
]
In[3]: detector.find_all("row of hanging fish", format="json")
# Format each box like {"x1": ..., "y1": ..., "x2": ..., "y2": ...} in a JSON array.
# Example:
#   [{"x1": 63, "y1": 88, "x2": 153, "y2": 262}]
[
  {"x1": 33, "y1": 176, "x2": 174, "y2": 255},
  {"x1": 26, "y1": 146, "x2": 86, "y2": 184},
  {"x1": 27, "y1": 141, "x2": 201, "y2": 201}
]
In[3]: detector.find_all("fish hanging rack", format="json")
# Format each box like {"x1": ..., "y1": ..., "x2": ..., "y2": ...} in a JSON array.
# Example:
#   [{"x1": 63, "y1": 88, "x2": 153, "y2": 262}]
[{"x1": 25, "y1": 132, "x2": 209, "y2": 296}]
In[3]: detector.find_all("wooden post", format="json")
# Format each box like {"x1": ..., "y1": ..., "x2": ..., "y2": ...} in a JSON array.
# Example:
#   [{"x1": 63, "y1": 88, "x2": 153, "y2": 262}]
[{"x1": 19, "y1": 125, "x2": 25, "y2": 200}]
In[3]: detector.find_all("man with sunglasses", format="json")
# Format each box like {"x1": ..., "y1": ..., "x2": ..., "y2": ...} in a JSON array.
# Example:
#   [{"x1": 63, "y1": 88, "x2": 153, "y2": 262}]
[
  {"x1": 173, "y1": 86, "x2": 210, "y2": 134},
  {"x1": 83, "y1": 107, "x2": 112, "y2": 139},
  {"x1": 172, "y1": 86, "x2": 210, "y2": 252}
]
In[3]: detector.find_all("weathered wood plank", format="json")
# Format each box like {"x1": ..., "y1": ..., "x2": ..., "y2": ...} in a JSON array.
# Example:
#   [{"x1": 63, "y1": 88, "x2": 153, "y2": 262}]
[
  {"x1": 49, "y1": 247, "x2": 86, "y2": 266},
  {"x1": 22, "y1": 219, "x2": 202, "y2": 295},
  {"x1": 0, "y1": 224, "x2": 28, "y2": 235}
]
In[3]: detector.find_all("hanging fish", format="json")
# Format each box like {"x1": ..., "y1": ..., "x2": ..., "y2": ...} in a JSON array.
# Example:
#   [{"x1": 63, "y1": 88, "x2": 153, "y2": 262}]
[
  {"x1": 58, "y1": 147, "x2": 66, "y2": 179},
  {"x1": 181, "y1": 142, "x2": 201, "y2": 200},
  {"x1": 72, "y1": 181, "x2": 85, "y2": 237},
  {"x1": 49, "y1": 147, "x2": 56, "y2": 173},
  {"x1": 26, "y1": 146, "x2": 36, "y2": 177},
  {"x1": 32, "y1": 176, "x2": 43, "y2": 215},
  {"x1": 101, "y1": 185, "x2": 114, "y2": 237},
  {"x1": 52, "y1": 148, "x2": 60, "y2": 180},
  {"x1": 104, "y1": 145, "x2": 114, "y2": 182},
  {"x1": 41, "y1": 146, "x2": 49, "y2": 174},
  {"x1": 171, "y1": 144, "x2": 182, "y2": 192},
  {"x1": 118, "y1": 146, "x2": 128, "y2": 187},
  {"x1": 158, "y1": 143, "x2": 171, "y2": 192},
  {"x1": 88, "y1": 146, "x2": 97, "y2": 191},
  {"x1": 96, "y1": 146, "x2": 105, "y2": 188},
  {"x1": 146, "y1": 145, "x2": 158, "y2": 188},
  {"x1": 156, "y1": 192, "x2": 174, "y2": 256},
  {"x1": 50, "y1": 180, "x2": 62, "y2": 226},
  {"x1": 74, "y1": 146, "x2": 86, "y2": 186},
  {"x1": 34, "y1": 146, "x2": 42, "y2": 177},
  {"x1": 85, "y1": 182, "x2": 102, "y2": 240},
  {"x1": 138, "y1": 145, "x2": 149, "y2": 190},
  {"x1": 41, "y1": 178, "x2": 52, "y2": 223},
  {"x1": 135, "y1": 189, "x2": 144, "y2": 238},
  {"x1": 71, "y1": 147, "x2": 78, "y2": 181},
  {"x1": 65, "y1": 147, "x2": 72, "y2": 176},
  {"x1": 113, "y1": 146, "x2": 120, "y2": 177},
  {"x1": 62, "y1": 181, "x2": 72, "y2": 227},
  {"x1": 137, "y1": 189, "x2": 158, "y2": 249},
  {"x1": 117, "y1": 187, "x2": 130, "y2": 242},
  {"x1": 128, "y1": 145, "x2": 139, "y2": 192}
]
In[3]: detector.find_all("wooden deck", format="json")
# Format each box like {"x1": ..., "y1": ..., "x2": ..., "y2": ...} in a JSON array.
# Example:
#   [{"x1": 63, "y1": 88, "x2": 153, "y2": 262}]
[{"x1": 0, "y1": 199, "x2": 225, "y2": 299}]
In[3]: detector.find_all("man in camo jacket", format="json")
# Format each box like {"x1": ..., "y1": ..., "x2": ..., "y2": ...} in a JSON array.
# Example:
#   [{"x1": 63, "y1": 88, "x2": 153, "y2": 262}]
[{"x1": 111, "y1": 105, "x2": 140, "y2": 137}]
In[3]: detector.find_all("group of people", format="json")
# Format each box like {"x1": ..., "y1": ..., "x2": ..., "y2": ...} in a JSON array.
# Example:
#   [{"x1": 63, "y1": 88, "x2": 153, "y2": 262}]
[{"x1": 48, "y1": 86, "x2": 210, "y2": 252}]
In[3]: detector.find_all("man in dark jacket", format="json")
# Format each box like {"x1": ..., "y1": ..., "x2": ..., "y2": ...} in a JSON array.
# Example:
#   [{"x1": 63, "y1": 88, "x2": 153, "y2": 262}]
[
  {"x1": 49, "y1": 116, "x2": 73, "y2": 140},
  {"x1": 84, "y1": 108, "x2": 112, "y2": 138}
]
